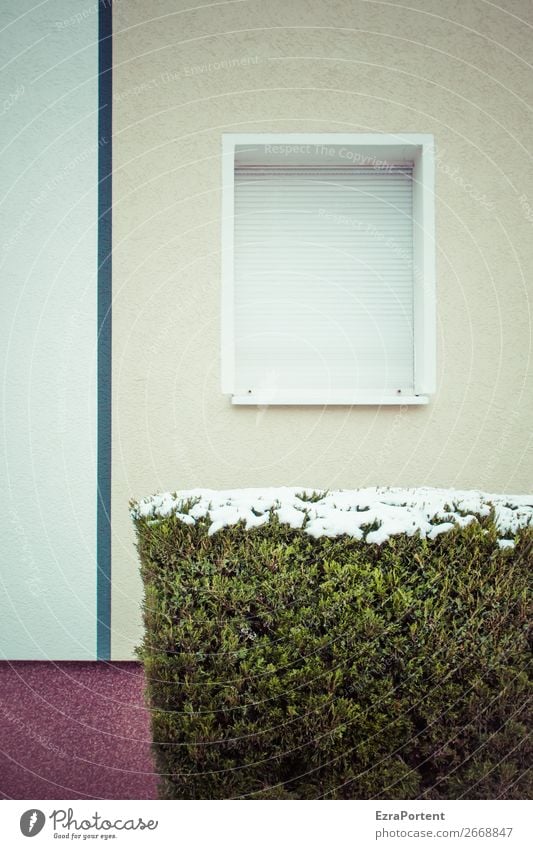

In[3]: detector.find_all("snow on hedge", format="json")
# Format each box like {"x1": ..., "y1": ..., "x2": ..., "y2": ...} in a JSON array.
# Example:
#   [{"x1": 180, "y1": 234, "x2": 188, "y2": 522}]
[{"x1": 131, "y1": 487, "x2": 533, "y2": 547}]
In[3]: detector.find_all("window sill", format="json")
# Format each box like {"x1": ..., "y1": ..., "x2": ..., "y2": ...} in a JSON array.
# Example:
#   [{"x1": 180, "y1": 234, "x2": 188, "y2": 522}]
[{"x1": 231, "y1": 393, "x2": 429, "y2": 406}]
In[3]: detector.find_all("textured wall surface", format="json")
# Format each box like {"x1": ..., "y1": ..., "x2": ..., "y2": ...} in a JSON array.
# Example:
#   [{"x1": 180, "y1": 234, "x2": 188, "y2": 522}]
[
  {"x1": 0, "y1": 1, "x2": 99, "y2": 658},
  {"x1": 112, "y1": 0, "x2": 533, "y2": 658},
  {"x1": 0, "y1": 662, "x2": 157, "y2": 799}
]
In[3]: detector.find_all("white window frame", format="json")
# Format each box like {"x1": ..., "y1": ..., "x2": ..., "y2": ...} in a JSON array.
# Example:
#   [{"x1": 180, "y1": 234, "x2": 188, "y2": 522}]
[{"x1": 221, "y1": 133, "x2": 436, "y2": 405}]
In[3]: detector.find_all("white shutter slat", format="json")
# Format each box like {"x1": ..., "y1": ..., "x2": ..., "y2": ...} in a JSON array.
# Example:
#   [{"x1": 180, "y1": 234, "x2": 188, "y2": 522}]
[{"x1": 233, "y1": 166, "x2": 415, "y2": 395}]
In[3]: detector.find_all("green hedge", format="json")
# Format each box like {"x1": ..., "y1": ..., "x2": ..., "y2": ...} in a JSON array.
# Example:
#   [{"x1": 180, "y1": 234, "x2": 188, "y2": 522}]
[{"x1": 133, "y1": 510, "x2": 532, "y2": 799}]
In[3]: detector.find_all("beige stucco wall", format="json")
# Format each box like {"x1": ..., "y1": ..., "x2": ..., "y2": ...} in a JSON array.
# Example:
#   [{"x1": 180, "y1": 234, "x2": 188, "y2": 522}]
[{"x1": 112, "y1": 0, "x2": 533, "y2": 658}]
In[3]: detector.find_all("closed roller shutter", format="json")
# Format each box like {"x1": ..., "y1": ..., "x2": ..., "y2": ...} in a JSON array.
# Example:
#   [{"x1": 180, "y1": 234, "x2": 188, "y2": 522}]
[{"x1": 233, "y1": 165, "x2": 415, "y2": 397}]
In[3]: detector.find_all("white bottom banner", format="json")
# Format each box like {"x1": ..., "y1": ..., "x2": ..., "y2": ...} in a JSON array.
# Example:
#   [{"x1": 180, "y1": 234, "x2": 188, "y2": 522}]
[{"x1": 1, "y1": 800, "x2": 531, "y2": 848}]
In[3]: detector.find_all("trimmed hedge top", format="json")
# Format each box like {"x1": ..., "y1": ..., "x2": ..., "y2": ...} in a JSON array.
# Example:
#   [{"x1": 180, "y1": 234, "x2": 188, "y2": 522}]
[{"x1": 131, "y1": 486, "x2": 533, "y2": 546}]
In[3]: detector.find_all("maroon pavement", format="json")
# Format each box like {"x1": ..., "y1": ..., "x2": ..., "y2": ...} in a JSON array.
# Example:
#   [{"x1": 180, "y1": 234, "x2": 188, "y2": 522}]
[{"x1": 0, "y1": 662, "x2": 158, "y2": 799}]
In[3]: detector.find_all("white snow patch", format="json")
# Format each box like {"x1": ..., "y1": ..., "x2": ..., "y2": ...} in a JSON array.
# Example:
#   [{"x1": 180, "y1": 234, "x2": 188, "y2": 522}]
[
  {"x1": 131, "y1": 487, "x2": 533, "y2": 546},
  {"x1": 427, "y1": 522, "x2": 456, "y2": 540}
]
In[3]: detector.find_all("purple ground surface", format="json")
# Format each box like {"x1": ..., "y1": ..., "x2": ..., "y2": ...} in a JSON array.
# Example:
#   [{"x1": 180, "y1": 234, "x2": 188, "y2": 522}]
[{"x1": 0, "y1": 662, "x2": 158, "y2": 799}]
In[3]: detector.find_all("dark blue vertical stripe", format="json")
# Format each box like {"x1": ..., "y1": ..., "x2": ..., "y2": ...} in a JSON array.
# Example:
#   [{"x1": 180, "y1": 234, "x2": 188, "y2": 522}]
[{"x1": 97, "y1": 0, "x2": 112, "y2": 660}]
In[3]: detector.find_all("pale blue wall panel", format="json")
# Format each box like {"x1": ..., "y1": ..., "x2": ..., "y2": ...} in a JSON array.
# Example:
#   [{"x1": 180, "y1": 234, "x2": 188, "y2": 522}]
[{"x1": 0, "y1": 1, "x2": 99, "y2": 659}]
